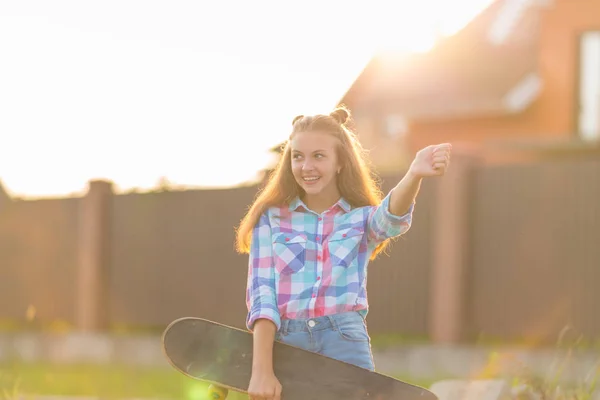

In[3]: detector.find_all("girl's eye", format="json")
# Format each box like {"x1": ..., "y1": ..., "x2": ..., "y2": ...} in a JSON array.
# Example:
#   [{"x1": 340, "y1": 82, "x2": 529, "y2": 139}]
[
  {"x1": 292, "y1": 153, "x2": 302, "y2": 160},
  {"x1": 315, "y1": 153, "x2": 324, "y2": 159}
]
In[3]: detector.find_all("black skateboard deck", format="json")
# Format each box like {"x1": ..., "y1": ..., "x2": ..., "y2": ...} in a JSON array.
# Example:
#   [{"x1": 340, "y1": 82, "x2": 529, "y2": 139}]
[{"x1": 162, "y1": 317, "x2": 438, "y2": 400}]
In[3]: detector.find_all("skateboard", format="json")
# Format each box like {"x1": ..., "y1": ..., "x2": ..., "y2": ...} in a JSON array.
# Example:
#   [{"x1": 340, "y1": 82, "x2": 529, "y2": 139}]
[{"x1": 161, "y1": 317, "x2": 438, "y2": 400}]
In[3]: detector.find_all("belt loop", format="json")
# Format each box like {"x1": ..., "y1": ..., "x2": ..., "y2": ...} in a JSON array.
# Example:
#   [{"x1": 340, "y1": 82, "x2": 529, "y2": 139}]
[
  {"x1": 327, "y1": 315, "x2": 338, "y2": 331},
  {"x1": 280, "y1": 319, "x2": 288, "y2": 335}
]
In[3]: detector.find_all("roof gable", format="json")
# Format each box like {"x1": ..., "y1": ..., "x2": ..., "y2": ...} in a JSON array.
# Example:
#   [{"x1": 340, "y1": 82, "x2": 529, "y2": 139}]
[{"x1": 340, "y1": 0, "x2": 547, "y2": 119}]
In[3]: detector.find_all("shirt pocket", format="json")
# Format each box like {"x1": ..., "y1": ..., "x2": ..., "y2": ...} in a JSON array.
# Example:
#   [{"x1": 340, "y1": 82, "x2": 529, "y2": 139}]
[
  {"x1": 272, "y1": 232, "x2": 307, "y2": 275},
  {"x1": 327, "y1": 227, "x2": 364, "y2": 268}
]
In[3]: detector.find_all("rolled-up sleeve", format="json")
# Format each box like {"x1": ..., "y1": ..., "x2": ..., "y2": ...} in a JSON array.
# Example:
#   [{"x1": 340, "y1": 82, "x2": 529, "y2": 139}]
[
  {"x1": 245, "y1": 212, "x2": 281, "y2": 332},
  {"x1": 367, "y1": 191, "x2": 414, "y2": 245}
]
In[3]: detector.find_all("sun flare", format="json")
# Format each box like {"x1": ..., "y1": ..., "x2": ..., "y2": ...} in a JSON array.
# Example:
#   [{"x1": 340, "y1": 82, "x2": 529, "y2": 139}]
[{"x1": 0, "y1": 0, "x2": 494, "y2": 198}]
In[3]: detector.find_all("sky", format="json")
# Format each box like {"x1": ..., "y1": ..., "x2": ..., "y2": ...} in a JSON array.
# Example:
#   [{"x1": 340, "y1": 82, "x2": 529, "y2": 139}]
[{"x1": 0, "y1": 0, "x2": 494, "y2": 198}]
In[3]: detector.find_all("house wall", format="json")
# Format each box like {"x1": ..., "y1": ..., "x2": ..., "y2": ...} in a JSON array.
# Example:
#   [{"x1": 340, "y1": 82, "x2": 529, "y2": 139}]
[
  {"x1": 539, "y1": 0, "x2": 600, "y2": 134},
  {"x1": 406, "y1": 0, "x2": 600, "y2": 157},
  {"x1": 351, "y1": 111, "x2": 413, "y2": 173},
  {"x1": 347, "y1": 0, "x2": 600, "y2": 169}
]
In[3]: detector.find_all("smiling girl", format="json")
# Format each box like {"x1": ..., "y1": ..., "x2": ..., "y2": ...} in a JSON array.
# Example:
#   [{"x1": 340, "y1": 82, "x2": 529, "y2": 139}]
[{"x1": 235, "y1": 107, "x2": 451, "y2": 400}]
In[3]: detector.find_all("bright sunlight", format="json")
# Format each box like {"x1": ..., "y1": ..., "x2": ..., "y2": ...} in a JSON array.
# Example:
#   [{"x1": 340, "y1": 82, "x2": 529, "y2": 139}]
[{"x1": 0, "y1": 0, "x2": 494, "y2": 198}]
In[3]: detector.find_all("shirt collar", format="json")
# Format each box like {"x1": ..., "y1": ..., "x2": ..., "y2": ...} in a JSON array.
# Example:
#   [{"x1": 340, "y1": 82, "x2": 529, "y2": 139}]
[{"x1": 288, "y1": 196, "x2": 352, "y2": 213}]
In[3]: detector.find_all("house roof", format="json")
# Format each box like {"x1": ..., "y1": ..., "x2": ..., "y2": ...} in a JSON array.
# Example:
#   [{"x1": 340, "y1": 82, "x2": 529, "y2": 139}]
[{"x1": 339, "y1": 0, "x2": 546, "y2": 120}]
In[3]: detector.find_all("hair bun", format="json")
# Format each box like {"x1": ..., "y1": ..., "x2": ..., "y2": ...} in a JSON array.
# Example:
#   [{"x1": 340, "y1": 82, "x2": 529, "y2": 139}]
[
  {"x1": 292, "y1": 115, "x2": 304, "y2": 126},
  {"x1": 330, "y1": 108, "x2": 349, "y2": 125}
]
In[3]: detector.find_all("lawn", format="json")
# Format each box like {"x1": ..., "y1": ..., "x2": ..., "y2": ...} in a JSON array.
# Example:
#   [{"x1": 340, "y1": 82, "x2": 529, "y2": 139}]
[{"x1": 0, "y1": 362, "x2": 436, "y2": 399}]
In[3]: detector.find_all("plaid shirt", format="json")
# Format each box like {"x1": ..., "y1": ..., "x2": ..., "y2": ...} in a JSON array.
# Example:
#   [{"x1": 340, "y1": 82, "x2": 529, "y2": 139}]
[{"x1": 245, "y1": 192, "x2": 414, "y2": 331}]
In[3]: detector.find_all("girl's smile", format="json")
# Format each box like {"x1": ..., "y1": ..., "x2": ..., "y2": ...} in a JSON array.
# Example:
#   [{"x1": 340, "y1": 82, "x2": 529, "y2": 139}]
[{"x1": 290, "y1": 131, "x2": 341, "y2": 211}]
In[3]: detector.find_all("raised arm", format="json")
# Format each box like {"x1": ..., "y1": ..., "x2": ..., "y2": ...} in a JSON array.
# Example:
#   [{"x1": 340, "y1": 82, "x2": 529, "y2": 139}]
[
  {"x1": 367, "y1": 143, "x2": 452, "y2": 245},
  {"x1": 389, "y1": 143, "x2": 452, "y2": 216}
]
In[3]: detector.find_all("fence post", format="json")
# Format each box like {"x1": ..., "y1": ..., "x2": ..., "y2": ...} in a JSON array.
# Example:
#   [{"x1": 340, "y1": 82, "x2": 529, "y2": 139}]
[
  {"x1": 429, "y1": 150, "x2": 479, "y2": 344},
  {"x1": 76, "y1": 179, "x2": 113, "y2": 332}
]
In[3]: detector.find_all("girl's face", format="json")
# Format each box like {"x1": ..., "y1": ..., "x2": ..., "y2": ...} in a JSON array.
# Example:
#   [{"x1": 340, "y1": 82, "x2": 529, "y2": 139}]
[{"x1": 290, "y1": 130, "x2": 341, "y2": 202}]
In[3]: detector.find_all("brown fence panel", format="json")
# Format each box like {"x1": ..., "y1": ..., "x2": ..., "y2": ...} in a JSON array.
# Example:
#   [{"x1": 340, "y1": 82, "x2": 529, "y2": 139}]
[
  {"x1": 3, "y1": 157, "x2": 598, "y2": 342},
  {"x1": 362, "y1": 175, "x2": 436, "y2": 337},
  {"x1": 109, "y1": 174, "x2": 436, "y2": 336},
  {"x1": 0, "y1": 198, "x2": 80, "y2": 326},
  {"x1": 469, "y1": 159, "x2": 600, "y2": 343},
  {"x1": 109, "y1": 186, "x2": 258, "y2": 330}
]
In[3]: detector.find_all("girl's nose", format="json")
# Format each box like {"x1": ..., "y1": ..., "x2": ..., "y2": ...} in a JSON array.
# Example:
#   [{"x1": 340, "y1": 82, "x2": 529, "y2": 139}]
[{"x1": 302, "y1": 161, "x2": 313, "y2": 170}]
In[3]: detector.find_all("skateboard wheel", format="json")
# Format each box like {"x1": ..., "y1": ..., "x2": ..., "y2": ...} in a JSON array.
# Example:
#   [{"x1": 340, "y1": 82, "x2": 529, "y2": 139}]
[{"x1": 208, "y1": 384, "x2": 228, "y2": 399}]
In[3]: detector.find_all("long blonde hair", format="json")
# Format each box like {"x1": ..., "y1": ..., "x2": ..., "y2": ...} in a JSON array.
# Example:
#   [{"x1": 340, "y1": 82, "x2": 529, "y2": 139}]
[{"x1": 235, "y1": 106, "x2": 390, "y2": 259}]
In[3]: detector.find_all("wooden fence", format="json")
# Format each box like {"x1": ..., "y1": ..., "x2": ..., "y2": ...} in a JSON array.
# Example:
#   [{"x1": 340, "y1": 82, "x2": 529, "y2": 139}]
[{"x1": 1, "y1": 155, "x2": 599, "y2": 344}]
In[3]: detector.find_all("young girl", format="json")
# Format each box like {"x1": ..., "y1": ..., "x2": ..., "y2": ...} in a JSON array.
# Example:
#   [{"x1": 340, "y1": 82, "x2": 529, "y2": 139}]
[{"x1": 235, "y1": 107, "x2": 451, "y2": 400}]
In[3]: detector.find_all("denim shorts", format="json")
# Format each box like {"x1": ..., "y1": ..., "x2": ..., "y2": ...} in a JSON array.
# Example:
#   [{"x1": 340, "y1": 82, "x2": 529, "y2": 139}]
[{"x1": 275, "y1": 311, "x2": 375, "y2": 371}]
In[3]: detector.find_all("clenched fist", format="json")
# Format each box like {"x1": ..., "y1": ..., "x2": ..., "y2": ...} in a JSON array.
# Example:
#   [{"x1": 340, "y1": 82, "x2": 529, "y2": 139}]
[
  {"x1": 408, "y1": 143, "x2": 452, "y2": 178},
  {"x1": 248, "y1": 369, "x2": 282, "y2": 400}
]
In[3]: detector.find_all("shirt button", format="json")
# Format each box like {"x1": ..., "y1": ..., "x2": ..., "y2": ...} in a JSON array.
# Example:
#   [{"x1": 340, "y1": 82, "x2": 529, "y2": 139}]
[
  {"x1": 317, "y1": 255, "x2": 322, "y2": 261},
  {"x1": 318, "y1": 217, "x2": 322, "y2": 221},
  {"x1": 316, "y1": 236, "x2": 320, "y2": 241},
  {"x1": 312, "y1": 294, "x2": 316, "y2": 298},
  {"x1": 316, "y1": 276, "x2": 321, "y2": 280}
]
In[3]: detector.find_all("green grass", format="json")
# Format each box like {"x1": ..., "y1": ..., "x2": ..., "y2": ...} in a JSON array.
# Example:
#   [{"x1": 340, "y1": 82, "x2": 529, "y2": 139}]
[
  {"x1": 2, "y1": 350, "x2": 596, "y2": 400},
  {"x1": 1, "y1": 362, "x2": 193, "y2": 399},
  {"x1": 0, "y1": 362, "x2": 435, "y2": 399},
  {"x1": 2, "y1": 324, "x2": 596, "y2": 399}
]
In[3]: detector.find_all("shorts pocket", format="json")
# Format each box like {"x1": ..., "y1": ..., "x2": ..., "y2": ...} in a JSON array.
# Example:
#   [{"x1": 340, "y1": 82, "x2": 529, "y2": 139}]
[
  {"x1": 327, "y1": 227, "x2": 364, "y2": 268},
  {"x1": 272, "y1": 232, "x2": 307, "y2": 274},
  {"x1": 336, "y1": 318, "x2": 370, "y2": 343}
]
